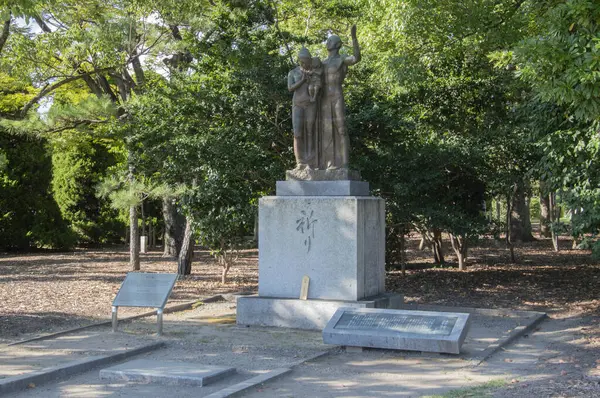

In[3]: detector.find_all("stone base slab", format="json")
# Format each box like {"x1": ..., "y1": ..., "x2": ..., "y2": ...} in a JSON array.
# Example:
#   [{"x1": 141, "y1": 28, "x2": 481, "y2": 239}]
[
  {"x1": 99, "y1": 359, "x2": 236, "y2": 386},
  {"x1": 276, "y1": 180, "x2": 370, "y2": 196},
  {"x1": 236, "y1": 293, "x2": 403, "y2": 330},
  {"x1": 285, "y1": 168, "x2": 361, "y2": 181}
]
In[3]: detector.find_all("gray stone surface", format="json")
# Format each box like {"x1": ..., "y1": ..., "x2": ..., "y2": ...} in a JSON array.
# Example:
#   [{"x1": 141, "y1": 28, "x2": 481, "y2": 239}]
[
  {"x1": 276, "y1": 180, "x2": 369, "y2": 196},
  {"x1": 236, "y1": 293, "x2": 403, "y2": 330},
  {"x1": 113, "y1": 273, "x2": 178, "y2": 308},
  {"x1": 258, "y1": 196, "x2": 385, "y2": 301},
  {"x1": 3, "y1": 300, "x2": 556, "y2": 398},
  {"x1": 203, "y1": 368, "x2": 291, "y2": 398},
  {"x1": 323, "y1": 308, "x2": 471, "y2": 354},
  {"x1": 0, "y1": 342, "x2": 165, "y2": 396},
  {"x1": 99, "y1": 359, "x2": 236, "y2": 387},
  {"x1": 285, "y1": 168, "x2": 361, "y2": 181}
]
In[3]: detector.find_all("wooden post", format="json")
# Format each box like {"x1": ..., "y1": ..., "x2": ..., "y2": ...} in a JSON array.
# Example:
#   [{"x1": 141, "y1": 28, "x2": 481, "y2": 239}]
[
  {"x1": 157, "y1": 308, "x2": 163, "y2": 336},
  {"x1": 299, "y1": 276, "x2": 310, "y2": 300},
  {"x1": 112, "y1": 306, "x2": 118, "y2": 332}
]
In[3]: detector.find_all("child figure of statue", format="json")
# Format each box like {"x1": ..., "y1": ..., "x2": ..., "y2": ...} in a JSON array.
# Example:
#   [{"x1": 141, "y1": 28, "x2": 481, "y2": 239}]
[{"x1": 300, "y1": 56, "x2": 322, "y2": 102}]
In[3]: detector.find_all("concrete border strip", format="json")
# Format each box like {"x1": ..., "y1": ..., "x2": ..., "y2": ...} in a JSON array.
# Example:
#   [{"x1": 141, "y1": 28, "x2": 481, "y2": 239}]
[
  {"x1": 0, "y1": 341, "x2": 166, "y2": 396},
  {"x1": 9, "y1": 295, "x2": 224, "y2": 346},
  {"x1": 396, "y1": 303, "x2": 546, "y2": 318},
  {"x1": 473, "y1": 311, "x2": 547, "y2": 365},
  {"x1": 287, "y1": 349, "x2": 332, "y2": 367},
  {"x1": 203, "y1": 368, "x2": 292, "y2": 398},
  {"x1": 204, "y1": 349, "x2": 334, "y2": 397}
]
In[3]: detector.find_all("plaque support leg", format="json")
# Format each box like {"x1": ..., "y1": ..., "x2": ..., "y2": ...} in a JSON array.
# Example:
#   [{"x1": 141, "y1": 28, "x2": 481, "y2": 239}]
[
  {"x1": 112, "y1": 306, "x2": 118, "y2": 332},
  {"x1": 157, "y1": 308, "x2": 163, "y2": 336}
]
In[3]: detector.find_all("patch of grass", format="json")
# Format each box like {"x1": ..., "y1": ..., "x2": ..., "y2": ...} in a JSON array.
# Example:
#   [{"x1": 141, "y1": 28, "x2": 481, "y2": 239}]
[
  {"x1": 423, "y1": 379, "x2": 507, "y2": 398},
  {"x1": 191, "y1": 301, "x2": 204, "y2": 309}
]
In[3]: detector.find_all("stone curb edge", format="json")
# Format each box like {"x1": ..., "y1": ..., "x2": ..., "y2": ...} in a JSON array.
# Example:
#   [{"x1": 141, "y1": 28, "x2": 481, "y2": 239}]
[
  {"x1": 204, "y1": 350, "x2": 333, "y2": 398},
  {"x1": 203, "y1": 368, "x2": 292, "y2": 398},
  {"x1": 396, "y1": 303, "x2": 547, "y2": 319},
  {"x1": 0, "y1": 341, "x2": 166, "y2": 396},
  {"x1": 9, "y1": 295, "x2": 224, "y2": 346},
  {"x1": 473, "y1": 311, "x2": 548, "y2": 366}
]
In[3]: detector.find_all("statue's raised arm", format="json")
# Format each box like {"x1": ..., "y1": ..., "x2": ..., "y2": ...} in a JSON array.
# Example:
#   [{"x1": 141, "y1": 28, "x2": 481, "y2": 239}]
[
  {"x1": 317, "y1": 24, "x2": 361, "y2": 170},
  {"x1": 343, "y1": 25, "x2": 361, "y2": 66}
]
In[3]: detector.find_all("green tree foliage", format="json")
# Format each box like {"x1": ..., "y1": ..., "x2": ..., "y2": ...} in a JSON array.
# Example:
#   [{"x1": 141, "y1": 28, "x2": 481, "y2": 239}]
[
  {"x1": 340, "y1": 0, "x2": 534, "y2": 265},
  {"x1": 501, "y1": 0, "x2": 600, "y2": 247},
  {"x1": 0, "y1": 131, "x2": 75, "y2": 250},
  {"x1": 52, "y1": 135, "x2": 124, "y2": 244},
  {"x1": 0, "y1": 72, "x2": 75, "y2": 250},
  {"x1": 122, "y1": 1, "x2": 291, "y2": 278}
]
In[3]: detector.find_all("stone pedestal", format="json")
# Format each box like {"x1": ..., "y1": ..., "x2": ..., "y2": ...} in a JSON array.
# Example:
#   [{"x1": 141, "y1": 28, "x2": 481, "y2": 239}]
[
  {"x1": 276, "y1": 180, "x2": 369, "y2": 196},
  {"x1": 237, "y1": 293, "x2": 403, "y2": 330},
  {"x1": 258, "y1": 195, "x2": 385, "y2": 301},
  {"x1": 237, "y1": 179, "x2": 402, "y2": 330}
]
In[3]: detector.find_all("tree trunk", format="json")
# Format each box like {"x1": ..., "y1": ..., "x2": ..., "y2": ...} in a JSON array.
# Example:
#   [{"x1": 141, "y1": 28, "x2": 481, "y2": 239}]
[
  {"x1": 539, "y1": 181, "x2": 551, "y2": 238},
  {"x1": 0, "y1": 17, "x2": 11, "y2": 55},
  {"x1": 221, "y1": 262, "x2": 231, "y2": 284},
  {"x1": 400, "y1": 225, "x2": 406, "y2": 276},
  {"x1": 129, "y1": 204, "x2": 140, "y2": 271},
  {"x1": 549, "y1": 192, "x2": 559, "y2": 251},
  {"x1": 177, "y1": 216, "x2": 194, "y2": 275},
  {"x1": 496, "y1": 199, "x2": 501, "y2": 222},
  {"x1": 151, "y1": 224, "x2": 157, "y2": 248},
  {"x1": 450, "y1": 234, "x2": 468, "y2": 271},
  {"x1": 510, "y1": 179, "x2": 535, "y2": 242},
  {"x1": 141, "y1": 200, "x2": 146, "y2": 236},
  {"x1": 431, "y1": 229, "x2": 444, "y2": 264},
  {"x1": 571, "y1": 207, "x2": 581, "y2": 249},
  {"x1": 506, "y1": 192, "x2": 516, "y2": 263},
  {"x1": 162, "y1": 198, "x2": 185, "y2": 257},
  {"x1": 539, "y1": 195, "x2": 551, "y2": 238},
  {"x1": 419, "y1": 235, "x2": 426, "y2": 251},
  {"x1": 253, "y1": 212, "x2": 258, "y2": 243}
]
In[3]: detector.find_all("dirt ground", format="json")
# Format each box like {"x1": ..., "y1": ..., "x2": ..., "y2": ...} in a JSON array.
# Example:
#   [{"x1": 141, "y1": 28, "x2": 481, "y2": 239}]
[
  {"x1": 0, "y1": 248, "x2": 257, "y2": 341},
  {"x1": 390, "y1": 236, "x2": 600, "y2": 318}
]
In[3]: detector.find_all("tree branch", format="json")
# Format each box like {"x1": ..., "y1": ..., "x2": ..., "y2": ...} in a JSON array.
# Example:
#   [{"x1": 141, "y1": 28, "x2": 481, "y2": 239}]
[
  {"x1": 109, "y1": 72, "x2": 129, "y2": 102},
  {"x1": 45, "y1": 118, "x2": 109, "y2": 134},
  {"x1": 17, "y1": 39, "x2": 161, "y2": 119},
  {"x1": 131, "y1": 54, "x2": 145, "y2": 85},
  {"x1": 45, "y1": 113, "x2": 128, "y2": 134},
  {"x1": 0, "y1": 15, "x2": 10, "y2": 55},
  {"x1": 97, "y1": 74, "x2": 120, "y2": 103},
  {"x1": 34, "y1": 15, "x2": 52, "y2": 33},
  {"x1": 19, "y1": 66, "x2": 117, "y2": 118},
  {"x1": 169, "y1": 24, "x2": 183, "y2": 40}
]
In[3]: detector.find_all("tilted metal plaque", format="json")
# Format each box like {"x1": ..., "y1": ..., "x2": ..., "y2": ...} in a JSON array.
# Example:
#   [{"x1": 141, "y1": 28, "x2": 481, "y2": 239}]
[
  {"x1": 334, "y1": 312, "x2": 458, "y2": 336},
  {"x1": 112, "y1": 273, "x2": 178, "y2": 309},
  {"x1": 323, "y1": 307, "x2": 471, "y2": 354}
]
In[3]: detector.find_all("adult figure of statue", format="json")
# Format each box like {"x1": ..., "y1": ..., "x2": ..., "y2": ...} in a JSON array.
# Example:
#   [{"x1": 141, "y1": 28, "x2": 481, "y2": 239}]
[
  {"x1": 320, "y1": 25, "x2": 361, "y2": 170},
  {"x1": 287, "y1": 47, "x2": 320, "y2": 169}
]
